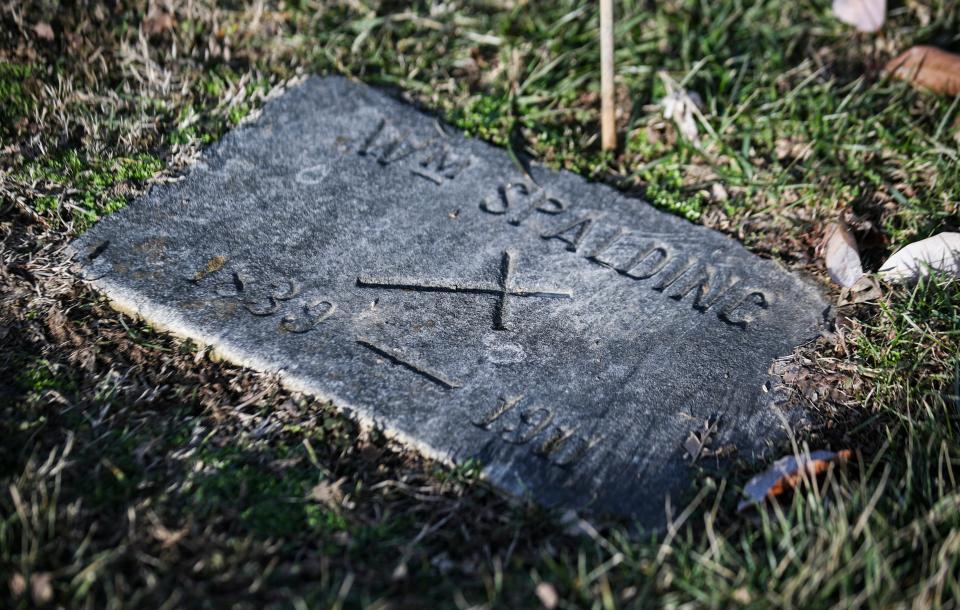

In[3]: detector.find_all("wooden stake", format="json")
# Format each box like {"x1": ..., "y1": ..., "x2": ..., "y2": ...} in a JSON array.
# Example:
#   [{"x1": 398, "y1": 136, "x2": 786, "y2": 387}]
[{"x1": 600, "y1": 0, "x2": 616, "y2": 151}]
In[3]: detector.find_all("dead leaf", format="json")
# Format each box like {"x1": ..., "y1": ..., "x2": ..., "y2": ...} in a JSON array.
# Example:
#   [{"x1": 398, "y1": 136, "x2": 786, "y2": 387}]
[
  {"x1": 309, "y1": 477, "x2": 345, "y2": 508},
  {"x1": 30, "y1": 572, "x2": 53, "y2": 605},
  {"x1": 149, "y1": 521, "x2": 187, "y2": 549},
  {"x1": 732, "y1": 587, "x2": 752, "y2": 604},
  {"x1": 737, "y1": 449, "x2": 852, "y2": 513},
  {"x1": 683, "y1": 417, "x2": 719, "y2": 462},
  {"x1": 143, "y1": 12, "x2": 176, "y2": 35},
  {"x1": 391, "y1": 562, "x2": 408, "y2": 581},
  {"x1": 192, "y1": 255, "x2": 227, "y2": 282},
  {"x1": 683, "y1": 432, "x2": 705, "y2": 461},
  {"x1": 878, "y1": 232, "x2": 960, "y2": 283},
  {"x1": 535, "y1": 582, "x2": 559, "y2": 609},
  {"x1": 709, "y1": 182, "x2": 728, "y2": 203},
  {"x1": 885, "y1": 46, "x2": 960, "y2": 95},
  {"x1": 833, "y1": 0, "x2": 886, "y2": 33},
  {"x1": 838, "y1": 275, "x2": 882, "y2": 305},
  {"x1": 658, "y1": 74, "x2": 703, "y2": 142},
  {"x1": 33, "y1": 22, "x2": 54, "y2": 41},
  {"x1": 660, "y1": 92, "x2": 699, "y2": 141},
  {"x1": 8, "y1": 573, "x2": 26, "y2": 599},
  {"x1": 821, "y1": 220, "x2": 864, "y2": 288}
]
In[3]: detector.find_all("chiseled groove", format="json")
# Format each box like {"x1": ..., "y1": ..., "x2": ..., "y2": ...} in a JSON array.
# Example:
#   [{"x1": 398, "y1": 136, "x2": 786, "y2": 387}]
[{"x1": 356, "y1": 337, "x2": 462, "y2": 390}]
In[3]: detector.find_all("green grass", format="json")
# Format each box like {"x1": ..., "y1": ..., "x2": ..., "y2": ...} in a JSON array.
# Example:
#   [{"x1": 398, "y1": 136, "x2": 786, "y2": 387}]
[
  {"x1": 15, "y1": 151, "x2": 163, "y2": 229},
  {"x1": 15, "y1": 359, "x2": 69, "y2": 394},
  {"x1": 0, "y1": 61, "x2": 36, "y2": 139},
  {"x1": 1, "y1": 0, "x2": 959, "y2": 607}
]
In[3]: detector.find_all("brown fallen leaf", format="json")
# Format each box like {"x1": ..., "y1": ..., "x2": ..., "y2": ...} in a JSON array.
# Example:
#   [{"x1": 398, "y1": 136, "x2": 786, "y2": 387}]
[
  {"x1": 535, "y1": 582, "x2": 559, "y2": 609},
  {"x1": 143, "y1": 12, "x2": 175, "y2": 35},
  {"x1": 878, "y1": 232, "x2": 960, "y2": 283},
  {"x1": 885, "y1": 46, "x2": 960, "y2": 96},
  {"x1": 821, "y1": 220, "x2": 864, "y2": 288},
  {"x1": 737, "y1": 449, "x2": 852, "y2": 513},
  {"x1": 833, "y1": 0, "x2": 885, "y2": 32},
  {"x1": 838, "y1": 275, "x2": 882, "y2": 305},
  {"x1": 33, "y1": 21, "x2": 54, "y2": 41}
]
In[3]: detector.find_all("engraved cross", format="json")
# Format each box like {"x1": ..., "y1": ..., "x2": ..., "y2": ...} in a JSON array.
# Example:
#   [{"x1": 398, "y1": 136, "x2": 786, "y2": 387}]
[{"x1": 357, "y1": 250, "x2": 572, "y2": 330}]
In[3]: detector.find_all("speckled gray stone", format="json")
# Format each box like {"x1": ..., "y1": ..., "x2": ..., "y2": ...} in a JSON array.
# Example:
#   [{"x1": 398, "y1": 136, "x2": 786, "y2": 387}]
[{"x1": 70, "y1": 76, "x2": 828, "y2": 527}]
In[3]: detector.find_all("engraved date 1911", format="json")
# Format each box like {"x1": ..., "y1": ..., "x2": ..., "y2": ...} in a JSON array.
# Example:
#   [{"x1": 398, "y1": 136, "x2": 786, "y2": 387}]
[{"x1": 473, "y1": 394, "x2": 600, "y2": 468}]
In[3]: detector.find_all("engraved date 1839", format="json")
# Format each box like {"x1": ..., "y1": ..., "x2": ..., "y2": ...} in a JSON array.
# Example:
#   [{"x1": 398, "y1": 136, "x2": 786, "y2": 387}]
[{"x1": 196, "y1": 261, "x2": 337, "y2": 334}]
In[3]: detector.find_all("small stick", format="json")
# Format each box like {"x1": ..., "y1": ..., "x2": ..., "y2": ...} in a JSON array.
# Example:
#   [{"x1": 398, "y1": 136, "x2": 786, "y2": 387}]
[{"x1": 600, "y1": 0, "x2": 616, "y2": 151}]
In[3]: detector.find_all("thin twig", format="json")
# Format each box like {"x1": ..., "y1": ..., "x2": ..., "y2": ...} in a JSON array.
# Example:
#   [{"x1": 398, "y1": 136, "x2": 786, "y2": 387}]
[{"x1": 600, "y1": 0, "x2": 616, "y2": 151}]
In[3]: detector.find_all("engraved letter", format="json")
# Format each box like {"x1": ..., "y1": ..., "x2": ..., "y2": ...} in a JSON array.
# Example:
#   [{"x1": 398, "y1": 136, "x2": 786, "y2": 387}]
[
  {"x1": 587, "y1": 227, "x2": 630, "y2": 265},
  {"x1": 358, "y1": 119, "x2": 423, "y2": 165},
  {"x1": 509, "y1": 190, "x2": 569, "y2": 226},
  {"x1": 227, "y1": 272, "x2": 301, "y2": 317},
  {"x1": 546, "y1": 431, "x2": 600, "y2": 467},
  {"x1": 534, "y1": 426, "x2": 575, "y2": 458},
  {"x1": 501, "y1": 406, "x2": 554, "y2": 444},
  {"x1": 280, "y1": 300, "x2": 336, "y2": 333},
  {"x1": 652, "y1": 258, "x2": 698, "y2": 292},
  {"x1": 718, "y1": 290, "x2": 769, "y2": 328},
  {"x1": 621, "y1": 245, "x2": 670, "y2": 279},
  {"x1": 296, "y1": 164, "x2": 331, "y2": 185},
  {"x1": 471, "y1": 395, "x2": 523, "y2": 429},
  {"x1": 537, "y1": 195, "x2": 568, "y2": 215},
  {"x1": 412, "y1": 145, "x2": 471, "y2": 184},
  {"x1": 667, "y1": 266, "x2": 740, "y2": 312},
  {"x1": 542, "y1": 216, "x2": 595, "y2": 252},
  {"x1": 481, "y1": 182, "x2": 529, "y2": 216}
]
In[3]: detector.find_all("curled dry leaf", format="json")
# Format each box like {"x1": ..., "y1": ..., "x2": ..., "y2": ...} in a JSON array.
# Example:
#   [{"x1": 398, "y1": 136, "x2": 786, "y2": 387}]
[
  {"x1": 737, "y1": 449, "x2": 852, "y2": 513},
  {"x1": 33, "y1": 21, "x2": 54, "y2": 41},
  {"x1": 879, "y1": 232, "x2": 960, "y2": 283},
  {"x1": 143, "y1": 12, "x2": 176, "y2": 35},
  {"x1": 821, "y1": 220, "x2": 864, "y2": 288},
  {"x1": 838, "y1": 275, "x2": 882, "y2": 305},
  {"x1": 885, "y1": 46, "x2": 960, "y2": 96},
  {"x1": 833, "y1": 0, "x2": 885, "y2": 32}
]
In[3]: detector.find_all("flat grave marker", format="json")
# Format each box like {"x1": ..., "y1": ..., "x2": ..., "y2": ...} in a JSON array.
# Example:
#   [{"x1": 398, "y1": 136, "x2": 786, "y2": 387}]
[{"x1": 71, "y1": 76, "x2": 828, "y2": 526}]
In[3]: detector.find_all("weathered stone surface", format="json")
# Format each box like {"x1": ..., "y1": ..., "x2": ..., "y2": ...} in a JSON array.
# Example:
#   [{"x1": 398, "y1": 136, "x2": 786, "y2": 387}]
[{"x1": 70, "y1": 76, "x2": 828, "y2": 527}]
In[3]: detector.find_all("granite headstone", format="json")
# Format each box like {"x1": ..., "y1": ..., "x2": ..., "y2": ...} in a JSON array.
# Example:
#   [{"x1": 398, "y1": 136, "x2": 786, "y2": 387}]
[{"x1": 70, "y1": 76, "x2": 828, "y2": 526}]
